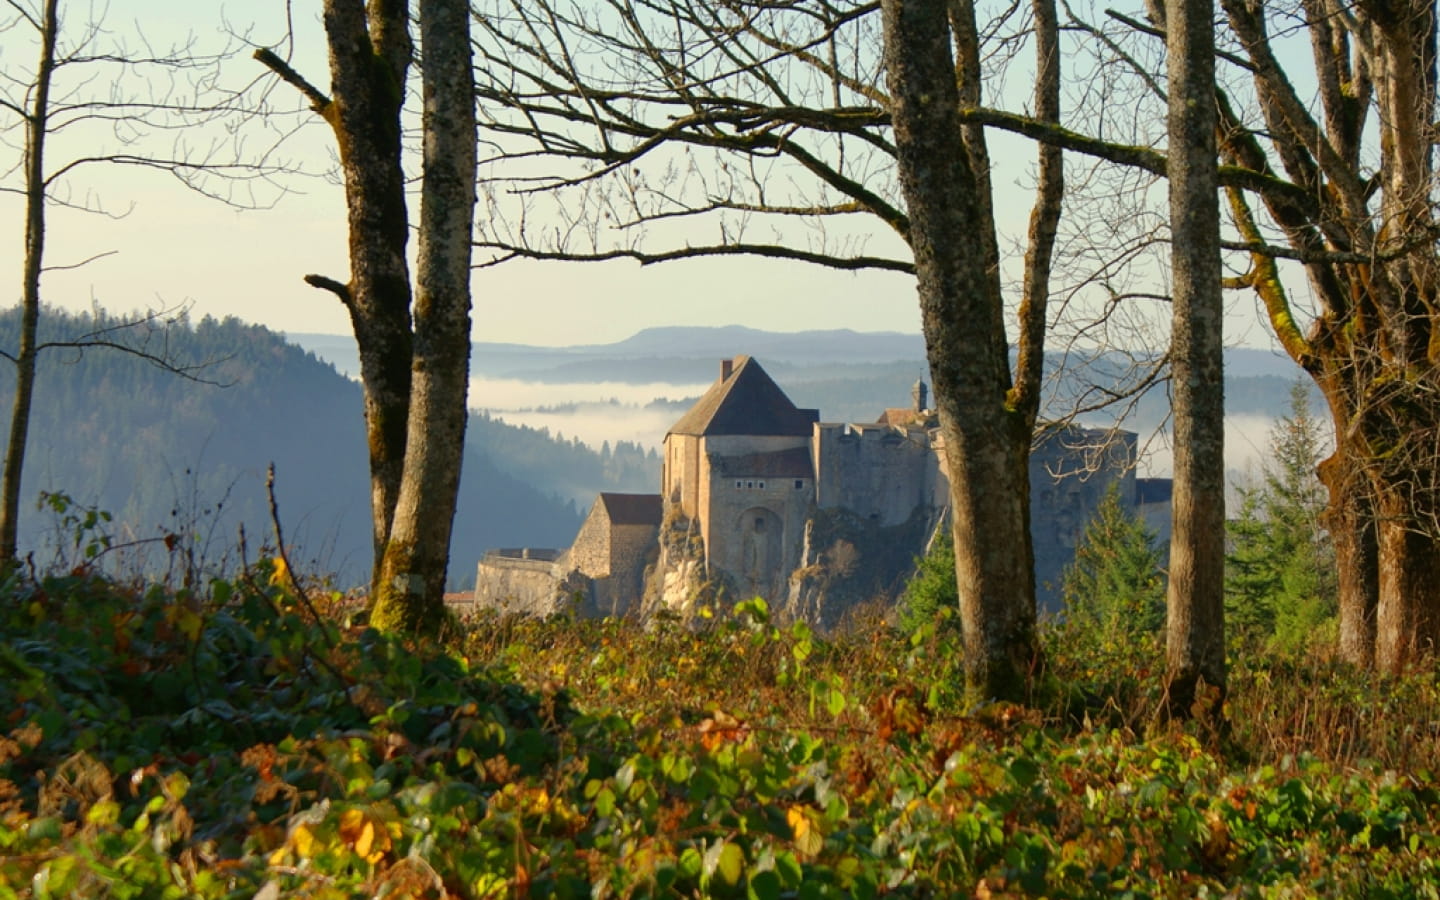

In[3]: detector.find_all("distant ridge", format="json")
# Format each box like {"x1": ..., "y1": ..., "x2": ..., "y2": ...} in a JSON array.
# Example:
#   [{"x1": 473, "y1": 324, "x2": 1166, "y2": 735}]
[{"x1": 291, "y1": 326, "x2": 1298, "y2": 381}]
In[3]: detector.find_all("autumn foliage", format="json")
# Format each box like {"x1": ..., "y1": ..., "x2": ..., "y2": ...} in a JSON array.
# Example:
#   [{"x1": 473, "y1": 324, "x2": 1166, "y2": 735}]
[{"x1": 2, "y1": 576, "x2": 1438, "y2": 897}]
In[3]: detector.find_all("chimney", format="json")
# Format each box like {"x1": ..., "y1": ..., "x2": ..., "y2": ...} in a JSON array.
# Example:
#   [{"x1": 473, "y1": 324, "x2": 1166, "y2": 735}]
[{"x1": 721, "y1": 358, "x2": 734, "y2": 380}]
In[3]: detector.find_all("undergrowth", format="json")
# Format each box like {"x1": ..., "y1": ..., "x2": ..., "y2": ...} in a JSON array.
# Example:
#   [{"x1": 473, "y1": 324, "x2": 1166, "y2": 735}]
[{"x1": 2, "y1": 575, "x2": 1438, "y2": 898}]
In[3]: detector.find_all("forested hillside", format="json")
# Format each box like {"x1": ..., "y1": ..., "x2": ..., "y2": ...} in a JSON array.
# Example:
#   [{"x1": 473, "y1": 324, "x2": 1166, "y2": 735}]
[
  {"x1": 0, "y1": 309, "x2": 591, "y2": 585},
  {"x1": 468, "y1": 413, "x2": 658, "y2": 506}
]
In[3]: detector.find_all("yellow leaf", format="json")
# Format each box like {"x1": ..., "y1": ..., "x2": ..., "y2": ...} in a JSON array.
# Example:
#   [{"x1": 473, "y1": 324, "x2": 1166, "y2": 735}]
[
  {"x1": 339, "y1": 808, "x2": 390, "y2": 863},
  {"x1": 292, "y1": 823, "x2": 317, "y2": 859},
  {"x1": 787, "y1": 806, "x2": 808, "y2": 837},
  {"x1": 354, "y1": 820, "x2": 376, "y2": 861},
  {"x1": 175, "y1": 608, "x2": 203, "y2": 642},
  {"x1": 787, "y1": 805, "x2": 824, "y2": 857},
  {"x1": 339, "y1": 808, "x2": 365, "y2": 840}
]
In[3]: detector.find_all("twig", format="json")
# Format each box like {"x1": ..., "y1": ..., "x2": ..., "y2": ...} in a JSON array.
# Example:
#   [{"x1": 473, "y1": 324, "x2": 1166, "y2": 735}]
[{"x1": 265, "y1": 463, "x2": 332, "y2": 646}]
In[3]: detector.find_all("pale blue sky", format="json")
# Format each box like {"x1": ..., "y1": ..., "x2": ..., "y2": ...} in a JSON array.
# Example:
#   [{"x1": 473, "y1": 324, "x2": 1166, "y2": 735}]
[
  {"x1": 2, "y1": 1, "x2": 1288, "y2": 350},
  {"x1": 0, "y1": 0, "x2": 927, "y2": 347}
]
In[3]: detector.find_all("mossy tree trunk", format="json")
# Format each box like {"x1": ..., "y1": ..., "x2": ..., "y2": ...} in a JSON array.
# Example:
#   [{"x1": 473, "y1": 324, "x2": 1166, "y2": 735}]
[
  {"x1": 315, "y1": 0, "x2": 415, "y2": 587},
  {"x1": 262, "y1": 0, "x2": 476, "y2": 633},
  {"x1": 1217, "y1": 0, "x2": 1440, "y2": 672},
  {"x1": 0, "y1": 0, "x2": 58, "y2": 565},
  {"x1": 1162, "y1": 0, "x2": 1227, "y2": 716},
  {"x1": 881, "y1": 0, "x2": 1061, "y2": 704},
  {"x1": 370, "y1": 0, "x2": 476, "y2": 633}
]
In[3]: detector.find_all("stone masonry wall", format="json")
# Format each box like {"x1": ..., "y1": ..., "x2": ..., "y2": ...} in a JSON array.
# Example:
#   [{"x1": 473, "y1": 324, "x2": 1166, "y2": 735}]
[
  {"x1": 568, "y1": 505, "x2": 613, "y2": 578},
  {"x1": 474, "y1": 553, "x2": 570, "y2": 616},
  {"x1": 812, "y1": 424, "x2": 941, "y2": 526}
]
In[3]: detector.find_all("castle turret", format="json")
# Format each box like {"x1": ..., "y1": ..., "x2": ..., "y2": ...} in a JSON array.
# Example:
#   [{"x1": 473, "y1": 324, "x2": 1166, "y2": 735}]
[{"x1": 912, "y1": 378, "x2": 928, "y2": 413}]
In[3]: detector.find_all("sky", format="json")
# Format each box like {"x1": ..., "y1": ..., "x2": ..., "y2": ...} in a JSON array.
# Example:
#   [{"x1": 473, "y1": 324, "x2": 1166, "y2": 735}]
[{"x1": 1, "y1": 1, "x2": 1288, "y2": 351}]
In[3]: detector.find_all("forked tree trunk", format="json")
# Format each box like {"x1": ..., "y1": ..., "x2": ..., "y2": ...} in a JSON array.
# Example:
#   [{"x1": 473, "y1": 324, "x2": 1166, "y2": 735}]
[
  {"x1": 1217, "y1": 0, "x2": 1439, "y2": 671},
  {"x1": 370, "y1": 0, "x2": 476, "y2": 632},
  {"x1": 263, "y1": 0, "x2": 476, "y2": 632},
  {"x1": 1, "y1": 0, "x2": 59, "y2": 564},
  {"x1": 882, "y1": 0, "x2": 1043, "y2": 704},
  {"x1": 1163, "y1": 0, "x2": 1227, "y2": 715}
]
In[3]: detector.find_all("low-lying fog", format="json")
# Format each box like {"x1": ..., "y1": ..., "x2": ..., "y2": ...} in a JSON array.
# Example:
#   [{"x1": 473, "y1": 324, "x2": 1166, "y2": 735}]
[
  {"x1": 471, "y1": 378, "x2": 1300, "y2": 494},
  {"x1": 469, "y1": 377, "x2": 708, "y2": 451}
]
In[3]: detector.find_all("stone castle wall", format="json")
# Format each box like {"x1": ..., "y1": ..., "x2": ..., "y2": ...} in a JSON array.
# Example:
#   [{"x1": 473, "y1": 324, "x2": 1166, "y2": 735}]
[
  {"x1": 588, "y1": 522, "x2": 658, "y2": 617},
  {"x1": 812, "y1": 424, "x2": 946, "y2": 527},
  {"x1": 1029, "y1": 429, "x2": 1138, "y2": 608},
  {"x1": 568, "y1": 505, "x2": 613, "y2": 577},
  {"x1": 703, "y1": 474, "x2": 811, "y2": 602},
  {"x1": 473, "y1": 551, "x2": 570, "y2": 616}
]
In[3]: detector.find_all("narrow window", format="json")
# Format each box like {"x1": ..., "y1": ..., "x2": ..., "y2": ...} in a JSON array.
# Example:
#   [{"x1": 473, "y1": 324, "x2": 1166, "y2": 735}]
[
  {"x1": 794, "y1": 480, "x2": 804, "y2": 490},
  {"x1": 754, "y1": 517, "x2": 766, "y2": 532},
  {"x1": 736, "y1": 480, "x2": 743, "y2": 489},
  {"x1": 758, "y1": 481, "x2": 766, "y2": 490},
  {"x1": 747, "y1": 481, "x2": 754, "y2": 489}
]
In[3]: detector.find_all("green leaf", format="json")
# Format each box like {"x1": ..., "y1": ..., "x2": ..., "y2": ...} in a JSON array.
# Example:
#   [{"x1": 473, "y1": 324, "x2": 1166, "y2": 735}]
[
  {"x1": 748, "y1": 869, "x2": 783, "y2": 900},
  {"x1": 715, "y1": 841, "x2": 746, "y2": 886},
  {"x1": 1009, "y1": 756, "x2": 1040, "y2": 788}
]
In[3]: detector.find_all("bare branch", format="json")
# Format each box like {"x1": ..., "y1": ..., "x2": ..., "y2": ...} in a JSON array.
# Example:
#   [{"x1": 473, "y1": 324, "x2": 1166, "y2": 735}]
[
  {"x1": 252, "y1": 47, "x2": 332, "y2": 115},
  {"x1": 303, "y1": 273, "x2": 353, "y2": 307},
  {"x1": 472, "y1": 241, "x2": 915, "y2": 273}
]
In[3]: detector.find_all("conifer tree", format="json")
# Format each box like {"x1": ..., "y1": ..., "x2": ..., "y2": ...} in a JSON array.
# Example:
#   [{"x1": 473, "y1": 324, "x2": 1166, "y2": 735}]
[
  {"x1": 1226, "y1": 381, "x2": 1338, "y2": 652},
  {"x1": 1061, "y1": 484, "x2": 1166, "y2": 647},
  {"x1": 899, "y1": 528, "x2": 958, "y2": 636}
]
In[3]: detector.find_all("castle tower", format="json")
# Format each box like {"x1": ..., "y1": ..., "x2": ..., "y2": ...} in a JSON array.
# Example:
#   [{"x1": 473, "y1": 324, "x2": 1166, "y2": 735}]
[
  {"x1": 912, "y1": 378, "x2": 928, "y2": 413},
  {"x1": 659, "y1": 356, "x2": 818, "y2": 600}
]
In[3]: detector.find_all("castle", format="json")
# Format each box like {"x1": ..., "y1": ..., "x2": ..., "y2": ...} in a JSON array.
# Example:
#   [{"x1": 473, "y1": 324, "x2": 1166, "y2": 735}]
[{"x1": 474, "y1": 356, "x2": 1166, "y2": 625}]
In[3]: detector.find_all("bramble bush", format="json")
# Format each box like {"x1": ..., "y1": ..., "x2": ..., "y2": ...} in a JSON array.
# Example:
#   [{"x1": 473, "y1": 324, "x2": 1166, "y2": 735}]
[{"x1": 3, "y1": 562, "x2": 1439, "y2": 898}]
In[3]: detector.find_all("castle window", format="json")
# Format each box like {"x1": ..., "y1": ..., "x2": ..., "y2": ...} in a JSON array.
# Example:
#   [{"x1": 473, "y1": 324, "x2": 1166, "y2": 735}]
[
  {"x1": 754, "y1": 517, "x2": 766, "y2": 532},
  {"x1": 758, "y1": 481, "x2": 766, "y2": 490},
  {"x1": 736, "y1": 480, "x2": 743, "y2": 489},
  {"x1": 794, "y1": 480, "x2": 804, "y2": 489},
  {"x1": 746, "y1": 481, "x2": 754, "y2": 489}
]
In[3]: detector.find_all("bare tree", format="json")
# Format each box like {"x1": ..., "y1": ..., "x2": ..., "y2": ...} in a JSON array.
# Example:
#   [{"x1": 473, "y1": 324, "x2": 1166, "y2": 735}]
[
  {"x1": 473, "y1": 0, "x2": 1070, "y2": 701},
  {"x1": 0, "y1": 0, "x2": 290, "y2": 564},
  {"x1": 880, "y1": 0, "x2": 1061, "y2": 702},
  {"x1": 940, "y1": 0, "x2": 1440, "y2": 674},
  {"x1": 1160, "y1": 0, "x2": 1226, "y2": 714},
  {"x1": 1200, "y1": 0, "x2": 1440, "y2": 672},
  {"x1": 258, "y1": 0, "x2": 476, "y2": 633}
]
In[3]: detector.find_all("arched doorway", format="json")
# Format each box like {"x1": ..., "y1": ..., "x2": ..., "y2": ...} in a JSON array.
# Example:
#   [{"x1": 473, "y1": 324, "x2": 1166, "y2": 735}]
[{"x1": 738, "y1": 506, "x2": 784, "y2": 595}]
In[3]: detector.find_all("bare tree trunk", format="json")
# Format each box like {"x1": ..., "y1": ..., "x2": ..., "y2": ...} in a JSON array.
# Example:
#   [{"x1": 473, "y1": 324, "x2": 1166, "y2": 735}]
[
  {"x1": 1163, "y1": 0, "x2": 1227, "y2": 715},
  {"x1": 318, "y1": 0, "x2": 415, "y2": 583},
  {"x1": 370, "y1": 0, "x2": 476, "y2": 633},
  {"x1": 1374, "y1": 496, "x2": 1440, "y2": 671},
  {"x1": 1, "y1": 0, "x2": 60, "y2": 564},
  {"x1": 883, "y1": 0, "x2": 1042, "y2": 704},
  {"x1": 1318, "y1": 444, "x2": 1378, "y2": 668}
]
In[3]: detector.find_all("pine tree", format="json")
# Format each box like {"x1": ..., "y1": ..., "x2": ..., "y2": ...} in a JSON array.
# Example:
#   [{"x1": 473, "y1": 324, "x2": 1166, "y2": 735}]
[
  {"x1": 1060, "y1": 484, "x2": 1166, "y2": 646},
  {"x1": 899, "y1": 528, "x2": 959, "y2": 636},
  {"x1": 1225, "y1": 380, "x2": 1338, "y2": 652}
]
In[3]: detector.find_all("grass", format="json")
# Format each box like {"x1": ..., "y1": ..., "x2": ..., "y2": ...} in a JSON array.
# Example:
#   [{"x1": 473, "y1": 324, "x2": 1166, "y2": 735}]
[{"x1": 1, "y1": 574, "x2": 1437, "y2": 898}]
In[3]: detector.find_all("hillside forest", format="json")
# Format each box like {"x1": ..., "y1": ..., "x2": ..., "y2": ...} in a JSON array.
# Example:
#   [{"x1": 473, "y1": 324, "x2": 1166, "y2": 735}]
[{"x1": 0, "y1": 308, "x2": 646, "y2": 586}]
